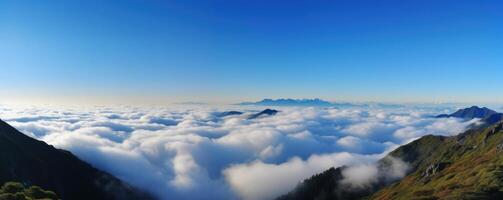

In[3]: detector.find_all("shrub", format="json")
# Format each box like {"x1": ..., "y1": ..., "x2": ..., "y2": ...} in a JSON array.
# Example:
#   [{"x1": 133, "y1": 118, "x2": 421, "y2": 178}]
[
  {"x1": 0, "y1": 183, "x2": 24, "y2": 194},
  {"x1": 0, "y1": 182, "x2": 58, "y2": 200},
  {"x1": 24, "y1": 186, "x2": 58, "y2": 199}
]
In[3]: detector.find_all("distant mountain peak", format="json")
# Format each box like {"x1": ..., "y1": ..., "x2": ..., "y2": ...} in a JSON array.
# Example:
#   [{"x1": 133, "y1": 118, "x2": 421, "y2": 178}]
[
  {"x1": 436, "y1": 106, "x2": 498, "y2": 120},
  {"x1": 239, "y1": 98, "x2": 334, "y2": 107},
  {"x1": 216, "y1": 111, "x2": 243, "y2": 117},
  {"x1": 248, "y1": 109, "x2": 279, "y2": 119}
]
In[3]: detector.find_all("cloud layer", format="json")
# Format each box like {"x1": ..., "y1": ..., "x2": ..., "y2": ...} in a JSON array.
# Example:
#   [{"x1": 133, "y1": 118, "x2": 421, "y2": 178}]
[{"x1": 0, "y1": 105, "x2": 477, "y2": 200}]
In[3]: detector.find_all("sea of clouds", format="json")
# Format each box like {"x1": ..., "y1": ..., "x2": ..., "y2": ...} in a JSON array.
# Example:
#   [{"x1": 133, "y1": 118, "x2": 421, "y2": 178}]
[{"x1": 0, "y1": 104, "x2": 479, "y2": 200}]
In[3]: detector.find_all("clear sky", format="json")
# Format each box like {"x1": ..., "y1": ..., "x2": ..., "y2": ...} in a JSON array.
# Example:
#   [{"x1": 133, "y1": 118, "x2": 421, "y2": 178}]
[{"x1": 1, "y1": 0, "x2": 502, "y2": 105}]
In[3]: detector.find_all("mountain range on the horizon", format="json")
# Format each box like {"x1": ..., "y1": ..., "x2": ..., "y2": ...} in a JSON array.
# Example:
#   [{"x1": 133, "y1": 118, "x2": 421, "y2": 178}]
[
  {"x1": 278, "y1": 106, "x2": 503, "y2": 200},
  {"x1": 238, "y1": 98, "x2": 351, "y2": 107},
  {"x1": 237, "y1": 98, "x2": 471, "y2": 109}
]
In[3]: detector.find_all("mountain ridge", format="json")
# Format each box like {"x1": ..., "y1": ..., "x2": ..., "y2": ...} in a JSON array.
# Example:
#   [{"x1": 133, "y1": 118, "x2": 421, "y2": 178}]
[
  {"x1": 248, "y1": 108, "x2": 279, "y2": 119},
  {"x1": 0, "y1": 119, "x2": 154, "y2": 200},
  {"x1": 436, "y1": 106, "x2": 498, "y2": 119},
  {"x1": 278, "y1": 106, "x2": 503, "y2": 200},
  {"x1": 371, "y1": 120, "x2": 503, "y2": 199}
]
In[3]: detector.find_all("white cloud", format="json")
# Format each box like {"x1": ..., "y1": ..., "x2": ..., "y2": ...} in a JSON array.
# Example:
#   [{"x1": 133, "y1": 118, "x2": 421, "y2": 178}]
[
  {"x1": 0, "y1": 105, "x2": 476, "y2": 200},
  {"x1": 341, "y1": 164, "x2": 379, "y2": 189},
  {"x1": 340, "y1": 156, "x2": 409, "y2": 190},
  {"x1": 224, "y1": 152, "x2": 379, "y2": 200}
]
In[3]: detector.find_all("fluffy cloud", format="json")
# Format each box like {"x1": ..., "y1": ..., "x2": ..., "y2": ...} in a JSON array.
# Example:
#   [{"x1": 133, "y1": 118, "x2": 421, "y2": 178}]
[
  {"x1": 224, "y1": 152, "x2": 380, "y2": 200},
  {"x1": 341, "y1": 164, "x2": 379, "y2": 189},
  {"x1": 340, "y1": 156, "x2": 409, "y2": 190},
  {"x1": 0, "y1": 105, "x2": 477, "y2": 200}
]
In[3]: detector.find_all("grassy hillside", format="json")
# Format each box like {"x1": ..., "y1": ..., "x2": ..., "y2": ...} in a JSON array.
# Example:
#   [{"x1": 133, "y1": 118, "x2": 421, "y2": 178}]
[
  {"x1": 278, "y1": 119, "x2": 503, "y2": 200},
  {"x1": 370, "y1": 122, "x2": 503, "y2": 200}
]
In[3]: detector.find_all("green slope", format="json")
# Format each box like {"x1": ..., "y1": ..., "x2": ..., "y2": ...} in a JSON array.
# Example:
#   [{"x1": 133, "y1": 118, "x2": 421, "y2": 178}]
[
  {"x1": 371, "y1": 122, "x2": 503, "y2": 200},
  {"x1": 278, "y1": 119, "x2": 503, "y2": 200}
]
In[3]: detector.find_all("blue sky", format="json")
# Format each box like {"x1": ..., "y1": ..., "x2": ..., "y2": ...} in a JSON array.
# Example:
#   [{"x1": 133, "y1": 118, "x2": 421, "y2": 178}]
[{"x1": 1, "y1": 0, "x2": 502, "y2": 105}]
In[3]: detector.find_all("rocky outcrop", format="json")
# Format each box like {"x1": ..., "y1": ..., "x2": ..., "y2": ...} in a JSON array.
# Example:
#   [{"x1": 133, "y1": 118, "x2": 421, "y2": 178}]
[{"x1": 421, "y1": 162, "x2": 450, "y2": 180}]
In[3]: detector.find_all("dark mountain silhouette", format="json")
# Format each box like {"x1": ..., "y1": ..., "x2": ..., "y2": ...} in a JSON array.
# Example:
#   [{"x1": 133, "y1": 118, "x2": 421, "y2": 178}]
[
  {"x1": 239, "y1": 98, "x2": 335, "y2": 107},
  {"x1": 216, "y1": 111, "x2": 243, "y2": 117},
  {"x1": 279, "y1": 108, "x2": 503, "y2": 200},
  {"x1": 277, "y1": 167, "x2": 348, "y2": 200},
  {"x1": 248, "y1": 109, "x2": 279, "y2": 119},
  {"x1": 436, "y1": 106, "x2": 498, "y2": 119},
  {"x1": 277, "y1": 159, "x2": 395, "y2": 200},
  {"x1": 0, "y1": 119, "x2": 154, "y2": 200}
]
